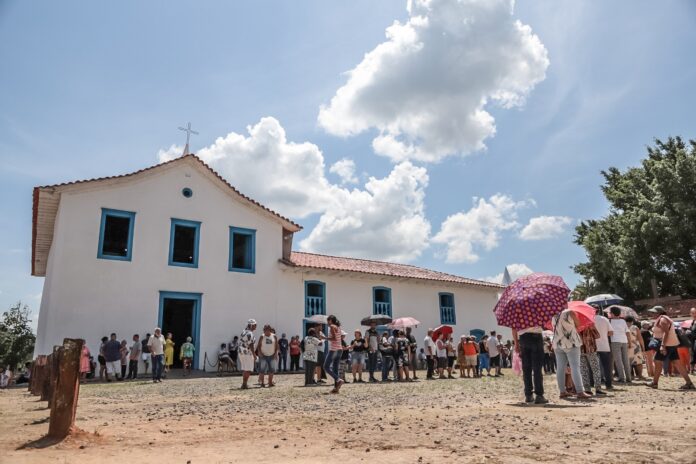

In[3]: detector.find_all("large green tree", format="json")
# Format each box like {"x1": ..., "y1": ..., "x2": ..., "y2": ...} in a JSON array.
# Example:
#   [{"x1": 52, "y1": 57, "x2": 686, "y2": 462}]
[
  {"x1": 0, "y1": 302, "x2": 35, "y2": 370},
  {"x1": 574, "y1": 136, "x2": 696, "y2": 302}
]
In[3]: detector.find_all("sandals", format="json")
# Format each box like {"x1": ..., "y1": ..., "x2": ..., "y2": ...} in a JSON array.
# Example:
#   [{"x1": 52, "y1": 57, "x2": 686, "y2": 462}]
[
  {"x1": 645, "y1": 382, "x2": 658, "y2": 389},
  {"x1": 679, "y1": 383, "x2": 695, "y2": 390}
]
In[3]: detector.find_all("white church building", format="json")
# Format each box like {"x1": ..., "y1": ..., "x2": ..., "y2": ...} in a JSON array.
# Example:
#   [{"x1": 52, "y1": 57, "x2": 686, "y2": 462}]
[{"x1": 32, "y1": 155, "x2": 504, "y2": 370}]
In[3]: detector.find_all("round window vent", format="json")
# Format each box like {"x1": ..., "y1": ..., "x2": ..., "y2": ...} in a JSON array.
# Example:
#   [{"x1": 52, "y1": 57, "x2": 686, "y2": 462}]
[{"x1": 182, "y1": 188, "x2": 193, "y2": 198}]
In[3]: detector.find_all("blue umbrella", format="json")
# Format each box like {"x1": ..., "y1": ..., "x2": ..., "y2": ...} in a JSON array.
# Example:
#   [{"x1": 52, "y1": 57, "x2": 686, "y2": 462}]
[{"x1": 584, "y1": 294, "x2": 623, "y2": 307}]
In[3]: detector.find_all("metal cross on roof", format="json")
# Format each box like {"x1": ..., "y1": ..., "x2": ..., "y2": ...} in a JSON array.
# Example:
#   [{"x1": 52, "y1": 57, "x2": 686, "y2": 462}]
[{"x1": 178, "y1": 122, "x2": 199, "y2": 156}]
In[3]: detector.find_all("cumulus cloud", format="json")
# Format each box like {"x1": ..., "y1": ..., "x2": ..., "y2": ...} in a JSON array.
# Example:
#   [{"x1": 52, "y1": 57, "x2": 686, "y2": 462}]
[
  {"x1": 432, "y1": 194, "x2": 530, "y2": 263},
  {"x1": 318, "y1": 0, "x2": 549, "y2": 162},
  {"x1": 158, "y1": 144, "x2": 184, "y2": 163},
  {"x1": 483, "y1": 263, "x2": 534, "y2": 284},
  {"x1": 300, "y1": 162, "x2": 431, "y2": 262},
  {"x1": 329, "y1": 158, "x2": 359, "y2": 185},
  {"x1": 519, "y1": 215, "x2": 572, "y2": 240},
  {"x1": 158, "y1": 117, "x2": 431, "y2": 261}
]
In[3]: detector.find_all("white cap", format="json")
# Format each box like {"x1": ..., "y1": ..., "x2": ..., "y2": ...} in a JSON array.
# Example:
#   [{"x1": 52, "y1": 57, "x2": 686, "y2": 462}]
[{"x1": 247, "y1": 319, "x2": 257, "y2": 326}]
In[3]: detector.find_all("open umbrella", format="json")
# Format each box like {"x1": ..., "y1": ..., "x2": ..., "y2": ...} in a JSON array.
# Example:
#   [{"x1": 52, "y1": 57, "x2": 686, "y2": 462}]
[
  {"x1": 360, "y1": 314, "x2": 392, "y2": 326},
  {"x1": 603, "y1": 305, "x2": 638, "y2": 320},
  {"x1": 494, "y1": 273, "x2": 570, "y2": 330},
  {"x1": 387, "y1": 317, "x2": 420, "y2": 330},
  {"x1": 585, "y1": 294, "x2": 623, "y2": 307},
  {"x1": 304, "y1": 314, "x2": 328, "y2": 324},
  {"x1": 432, "y1": 324, "x2": 453, "y2": 340},
  {"x1": 677, "y1": 319, "x2": 694, "y2": 330},
  {"x1": 569, "y1": 301, "x2": 596, "y2": 332}
]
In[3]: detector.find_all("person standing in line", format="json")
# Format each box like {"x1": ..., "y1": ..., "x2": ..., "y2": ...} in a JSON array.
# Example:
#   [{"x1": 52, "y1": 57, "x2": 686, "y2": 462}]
[
  {"x1": 80, "y1": 343, "x2": 91, "y2": 381},
  {"x1": 423, "y1": 329, "x2": 436, "y2": 380},
  {"x1": 641, "y1": 322, "x2": 655, "y2": 377},
  {"x1": 323, "y1": 315, "x2": 345, "y2": 393},
  {"x1": 147, "y1": 328, "x2": 166, "y2": 383},
  {"x1": 302, "y1": 329, "x2": 322, "y2": 386},
  {"x1": 487, "y1": 331, "x2": 502, "y2": 377},
  {"x1": 625, "y1": 316, "x2": 646, "y2": 380},
  {"x1": 646, "y1": 306, "x2": 695, "y2": 390},
  {"x1": 103, "y1": 333, "x2": 122, "y2": 382},
  {"x1": 119, "y1": 339, "x2": 129, "y2": 381},
  {"x1": 593, "y1": 308, "x2": 613, "y2": 390},
  {"x1": 238, "y1": 320, "x2": 257, "y2": 389},
  {"x1": 229, "y1": 336, "x2": 239, "y2": 372},
  {"x1": 256, "y1": 325, "x2": 278, "y2": 387},
  {"x1": 445, "y1": 334, "x2": 456, "y2": 379},
  {"x1": 457, "y1": 336, "x2": 467, "y2": 378},
  {"x1": 552, "y1": 308, "x2": 591, "y2": 399},
  {"x1": 608, "y1": 306, "x2": 632, "y2": 383},
  {"x1": 464, "y1": 337, "x2": 479, "y2": 378},
  {"x1": 512, "y1": 326, "x2": 548, "y2": 404},
  {"x1": 98, "y1": 336, "x2": 108, "y2": 381},
  {"x1": 479, "y1": 335, "x2": 491, "y2": 376},
  {"x1": 435, "y1": 333, "x2": 448, "y2": 379},
  {"x1": 405, "y1": 327, "x2": 418, "y2": 380},
  {"x1": 689, "y1": 308, "x2": 696, "y2": 374},
  {"x1": 289, "y1": 335, "x2": 301, "y2": 371},
  {"x1": 579, "y1": 324, "x2": 606, "y2": 396},
  {"x1": 365, "y1": 322, "x2": 380, "y2": 382},
  {"x1": 164, "y1": 333, "x2": 175, "y2": 377},
  {"x1": 180, "y1": 336, "x2": 195, "y2": 375},
  {"x1": 141, "y1": 333, "x2": 151, "y2": 375},
  {"x1": 350, "y1": 329, "x2": 367, "y2": 383},
  {"x1": 127, "y1": 334, "x2": 141, "y2": 380},
  {"x1": 380, "y1": 332, "x2": 394, "y2": 382},
  {"x1": 278, "y1": 333, "x2": 289, "y2": 373}
]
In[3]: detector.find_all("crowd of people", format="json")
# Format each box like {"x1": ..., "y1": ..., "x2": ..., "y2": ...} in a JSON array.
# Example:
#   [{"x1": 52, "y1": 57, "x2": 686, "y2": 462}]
[{"x1": 4, "y1": 306, "x2": 695, "y2": 403}]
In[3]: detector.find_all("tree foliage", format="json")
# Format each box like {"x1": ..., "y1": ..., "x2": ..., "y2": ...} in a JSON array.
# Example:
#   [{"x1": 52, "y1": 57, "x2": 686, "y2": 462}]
[
  {"x1": 0, "y1": 302, "x2": 35, "y2": 370},
  {"x1": 573, "y1": 136, "x2": 696, "y2": 302}
]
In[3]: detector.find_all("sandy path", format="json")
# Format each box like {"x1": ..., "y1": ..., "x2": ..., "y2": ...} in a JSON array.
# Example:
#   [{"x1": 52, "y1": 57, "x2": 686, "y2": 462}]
[{"x1": 1, "y1": 371, "x2": 695, "y2": 463}]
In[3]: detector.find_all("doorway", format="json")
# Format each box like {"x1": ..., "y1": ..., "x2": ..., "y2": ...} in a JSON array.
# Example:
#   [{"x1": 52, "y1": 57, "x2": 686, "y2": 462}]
[{"x1": 158, "y1": 291, "x2": 202, "y2": 369}]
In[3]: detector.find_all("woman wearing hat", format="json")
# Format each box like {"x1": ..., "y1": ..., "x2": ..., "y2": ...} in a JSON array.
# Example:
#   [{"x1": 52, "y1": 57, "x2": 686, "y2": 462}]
[
  {"x1": 238, "y1": 319, "x2": 257, "y2": 389},
  {"x1": 646, "y1": 306, "x2": 695, "y2": 390}
]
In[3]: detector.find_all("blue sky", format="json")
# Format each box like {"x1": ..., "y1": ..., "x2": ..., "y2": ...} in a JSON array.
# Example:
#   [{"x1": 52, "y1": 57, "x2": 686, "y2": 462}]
[{"x1": 2, "y1": 1, "x2": 696, "y2": 323}]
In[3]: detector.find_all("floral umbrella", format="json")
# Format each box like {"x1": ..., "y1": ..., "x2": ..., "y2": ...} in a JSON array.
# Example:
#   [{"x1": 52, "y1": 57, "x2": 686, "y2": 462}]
[{"x1": 494, "y1": 273, "x2": 570, "y2": 330}]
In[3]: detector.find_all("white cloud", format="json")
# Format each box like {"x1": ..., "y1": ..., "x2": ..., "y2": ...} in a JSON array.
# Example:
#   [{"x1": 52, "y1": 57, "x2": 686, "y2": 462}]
[
  {"x1": 318, "y1": 0, "x2": 548, "y2": 163},
  {"x1": 157, "y1": 144, "x2": 184, "y2": 163},
  {"x1": 483, "y1": 263, "x2": 534, "y2": 284},
  {"x1": 300, "y1": 162, "x2": 431, "y2": 262},
  {"x1": 432, "y1": 194, "x2": 530, "y2": 263},
  {"x1": 158, "y1": 117, "x2": 431, "y2": 262},
  {"x1": 329, "y1": 158, "x2": 359, "y2": 185},
  {"x1": 519, "y1": 215, "x2": 572, "y2": 240}
]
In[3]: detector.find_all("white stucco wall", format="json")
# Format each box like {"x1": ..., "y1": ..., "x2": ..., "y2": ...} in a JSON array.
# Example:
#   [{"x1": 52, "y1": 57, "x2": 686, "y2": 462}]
[{"x1": 34, "y1": 160, "x2": 506, "y2": 370}]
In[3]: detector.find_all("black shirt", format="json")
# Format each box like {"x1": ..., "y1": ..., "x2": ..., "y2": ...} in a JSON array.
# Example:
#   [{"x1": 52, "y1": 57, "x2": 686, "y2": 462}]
[{"x1": 351, "y1": 338, "x2": 366, "y2": 353}]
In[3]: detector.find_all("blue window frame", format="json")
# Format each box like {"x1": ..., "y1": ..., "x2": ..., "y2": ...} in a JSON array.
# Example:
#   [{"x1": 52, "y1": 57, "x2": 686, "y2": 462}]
[
  {"x1": 97, "y1": 208, "x2": 136, "y2": 261},
  {"x1": 373, "y1": 286, "x2": 392, "y2": 317},
  {"x1": 439, "y1": 292, "x2": 456, "y2": 324},
  {"x1": 168, "y1": 218, "x2": 201, "y2": 268},
  {"x1": 229, "y1": 227, "x2": 256, "y2": 273},
  {"x1": 304, "y1": 280, "x2": 326, "y2": 317},
  {"x1": 158, "y1": 291, "x2": 202, "y2": 370}
]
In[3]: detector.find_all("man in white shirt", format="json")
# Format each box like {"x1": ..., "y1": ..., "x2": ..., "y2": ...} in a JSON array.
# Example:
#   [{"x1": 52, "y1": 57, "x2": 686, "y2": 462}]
[
  {"x1": 608, "y1": 306, "x2": 632, "y2": 383},
  {"x1": 423, "y1": 329, "x2": 436, "y2": 380},
  {"x1": 147, "y1": 328, "x2": 165, "y2": 383},
  {"x1": 593, "y1": 310, "x2": 614, "y2": 390},
  {"x1": 487, "y1": 331, "x2": 502, "y2": 376}
]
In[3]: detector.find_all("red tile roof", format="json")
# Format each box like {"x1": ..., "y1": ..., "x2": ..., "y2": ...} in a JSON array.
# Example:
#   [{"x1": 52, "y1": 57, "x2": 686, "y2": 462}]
[{"x1": 286, "y1": 252, "x2": 504, "y2": 289}]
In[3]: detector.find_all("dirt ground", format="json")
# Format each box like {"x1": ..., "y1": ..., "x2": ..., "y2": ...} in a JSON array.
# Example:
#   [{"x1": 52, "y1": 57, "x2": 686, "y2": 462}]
[{"x1": 2, "y1": 370, "x2": 696, "y2": 463}]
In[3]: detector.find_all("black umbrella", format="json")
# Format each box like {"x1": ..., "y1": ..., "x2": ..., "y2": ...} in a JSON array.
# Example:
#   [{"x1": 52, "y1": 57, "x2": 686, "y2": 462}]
[{"x1": 361, "y1": 314, "x2": 392, "y2": 326}]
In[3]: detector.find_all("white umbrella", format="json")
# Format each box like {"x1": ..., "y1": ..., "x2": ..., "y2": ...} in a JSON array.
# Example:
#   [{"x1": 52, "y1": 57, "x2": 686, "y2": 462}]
[
  {"x1": 585, "y1": 294, "x2": 623, "y2": 307},
  {"x1": 304, "y1": 314, "x2": 328, "y2": 324}
]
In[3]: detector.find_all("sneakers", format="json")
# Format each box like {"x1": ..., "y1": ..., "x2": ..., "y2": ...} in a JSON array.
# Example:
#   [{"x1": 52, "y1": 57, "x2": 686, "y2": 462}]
[
  {"x1": 525, "y1": 395, "x2": 534, "y2": 403},
  {"x1": 595, "y1": 389, "x2": 607, "y2": 396},
  {"x1": 534, "y1": 395, "x2": 549, "y2": 404}
]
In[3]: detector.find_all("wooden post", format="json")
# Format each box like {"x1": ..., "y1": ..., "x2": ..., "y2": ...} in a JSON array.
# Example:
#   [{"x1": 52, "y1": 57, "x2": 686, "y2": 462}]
[
  {"x1": 47, "y1": 338, "x2": 84, "y2": 439},
  {"x1": 47, "y1": 346, "x2": 60, "y2": 408},
  {"x1": 40, "y1": 353, "x2": 53, "y2": 402}
]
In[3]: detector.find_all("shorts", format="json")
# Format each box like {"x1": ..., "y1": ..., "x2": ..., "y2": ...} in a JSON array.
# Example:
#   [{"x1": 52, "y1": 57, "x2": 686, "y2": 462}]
[
  {"x1": 654, "y1": 344, "x2": 679, "y2": 362},
  {"x1": 352, "y1": 351, "x2": 366, "y2": 366},
  {"x1": 239, "y1": 353, "x2": 255, "y2": 372},
  {"x1": 490, "y1": 355, "x2": 501, "y2": 368},
  {"x1": 479, "y1": 353, "x2": 490, "y2": 370},
  {"x1": 396, "y1": 353, "x2": 409, "y2": 368},
  {"x1": 437, "y1": 357, "x2": 448, "y2": 369},
  {"x1": 447, "y1": 356, "x2": 456, "y2": 368},
  {"x1": 98, "y1": 355, "x2": 106, "y2": 366},
  {"x1": 465, "y1": 355, "x2": 477, "y2": 367},
  {"x1": 259, "y1": 355, "x2": 276, "y2": 374},
  {"x1": 142, "y1": 353, "x2": 150, "y2": 362},
  {"x1": 105, "y1": 360, "x2": 120, "y2": 375}
]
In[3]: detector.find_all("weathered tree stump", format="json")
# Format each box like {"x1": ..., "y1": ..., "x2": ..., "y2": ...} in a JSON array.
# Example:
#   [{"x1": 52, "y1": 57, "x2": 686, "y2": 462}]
[{"x1": 47, "y1": 338, "x2": 84, "y2": 439}]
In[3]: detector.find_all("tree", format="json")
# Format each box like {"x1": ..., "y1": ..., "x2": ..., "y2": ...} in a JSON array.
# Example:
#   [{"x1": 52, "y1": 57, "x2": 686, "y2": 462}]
[
  {"x1": 0, "y1": 302, "x2": 36, "y2": 370},
  {"x1": 574, "y1": 136, "x2": 696, "y2": 302}
]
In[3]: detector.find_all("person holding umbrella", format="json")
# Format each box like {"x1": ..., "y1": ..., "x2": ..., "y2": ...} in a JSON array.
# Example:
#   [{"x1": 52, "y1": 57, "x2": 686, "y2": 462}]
[
  {"x1": 512, "y1": 325, "x2": 548, "y2": 404},
  {"x1": 552, "y1": 308, "x2": 591, "y2": 399},
  {"x1": 365, "y1": 322, "x2": 380, "y2": 383},
  {"x1": 406, "y1": 327, "x2": 418, "y2": 380}
]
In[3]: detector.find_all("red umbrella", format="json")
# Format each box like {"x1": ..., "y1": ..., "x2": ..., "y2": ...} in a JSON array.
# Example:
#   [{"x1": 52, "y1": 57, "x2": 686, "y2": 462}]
[
  {"x1": 432, "y1": 325, "x2": 453, "y2": 340},
  {"x1": 494, "y1": 273, "x2": 570, "y2": 330},
  {"x1": 545, "y1": 301, "x2": 595, "y2": 332}
]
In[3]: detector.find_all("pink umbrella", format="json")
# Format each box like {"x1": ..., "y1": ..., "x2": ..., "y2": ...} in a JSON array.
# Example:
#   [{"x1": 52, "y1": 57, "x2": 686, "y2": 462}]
[
  {"x1": 387, "y1": 317, "x2": 420, "y2": 330},
  {"x1": 678, "y1": 319, "x2": 695, "y2": 330},
  {"x1": 545, "y1": 301, "x2": 595, "y2": 332}
]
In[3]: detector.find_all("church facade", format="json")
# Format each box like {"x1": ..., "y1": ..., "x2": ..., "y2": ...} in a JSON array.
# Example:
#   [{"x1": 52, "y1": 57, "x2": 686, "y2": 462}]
[{"x1": 31, "y1": 155, "x2": 503, "y2": 370}]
